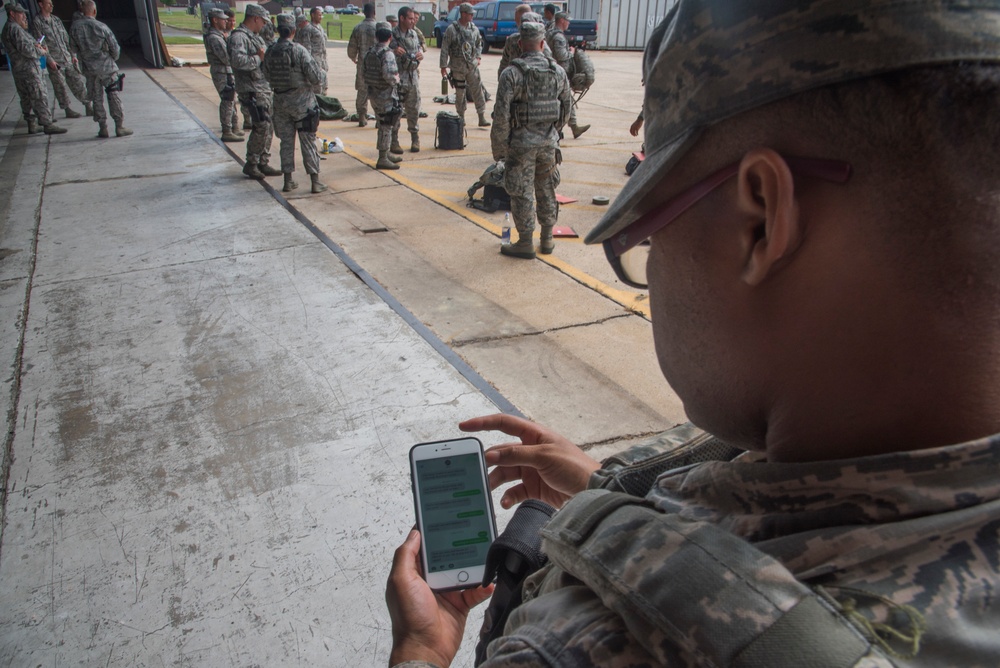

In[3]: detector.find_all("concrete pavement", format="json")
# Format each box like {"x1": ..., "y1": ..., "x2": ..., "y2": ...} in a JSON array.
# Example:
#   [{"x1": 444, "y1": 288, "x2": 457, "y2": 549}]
[{"x1": 0, "y1": 46, "x2": 687, "y2": 666}]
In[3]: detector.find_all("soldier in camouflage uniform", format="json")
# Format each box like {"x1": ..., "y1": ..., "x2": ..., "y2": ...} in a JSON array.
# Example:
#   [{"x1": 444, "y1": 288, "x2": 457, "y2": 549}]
[
  {"x1": 263, "y1": 14, "x2": 326, "y2": 195},
  {"x1": 32, "y1": 0, "x2": 88, "y2": 119},
  {"x1": 68, "y1": 0, "x2": 128, "y2": 137},
  {"x1": 364, "y1": 26, "x2": 402, "y2": 171},
  {"x1": 258, "y1": 11, "x2": 275, "y2": 47},
  {"x1": 203, "y1": 9, "x2": 242, "y2": 143},
  {"x1": 389, "y1": 6, "x2": 423, "y2": 154},
  {"x1": 2, "y1": 2, "x2": 67, "y2": 135},
  {"x1": 439, "y1": 3, "x2": 490, "y2": 128},
  {"x1": 347, "y1": 3, "x2": 377, "y2": 127},
  {"x1": 497, "y1": 8, "x2": 550, "y2": 77},
  {"x1": 228, "y1": 3, "x2": 281, "y2": 180},
  {"x1": 546, "y1": 12, "x2": 589, "y2": 139},
  {"x1": 385, "y1": 1, "x2": 1000, "y2": 666},
  {"x1": 293, "y1": 7, "x2": 327, "y2": 95},
  {"x1": 490, "y1": 21, "x2": 571, "y2": 259}
]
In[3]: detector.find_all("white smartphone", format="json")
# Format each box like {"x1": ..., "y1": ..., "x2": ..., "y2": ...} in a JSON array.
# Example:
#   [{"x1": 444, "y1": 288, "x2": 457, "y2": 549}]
[{"x1": 409, "y1": 437, "x2": 498, "y2": 591}]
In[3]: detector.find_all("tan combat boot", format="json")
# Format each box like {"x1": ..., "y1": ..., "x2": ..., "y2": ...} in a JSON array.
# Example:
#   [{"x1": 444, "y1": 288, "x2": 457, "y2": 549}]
[
  {"x1": 97, "y1": 123, "x2": 109, "y2": 138},
  {"x1": 410, "y1": 132, "x2": 420, "y2": 153},
  {"x1": 26, "y1": 117, "x2": 40, "y2": 134},
  {"x1": 500, "y1": 235, "x2": 536, "y2": 259},
  {"x1": 65, "y1": 107, "x2": 82, "y2": 118},
  {"x1": 539, "y1": 226, "x2": 555, "y2": 254},
  {"x1": 390, "y1": 132, "x2": 404, "y2": 155},
  {"x1": 258, "y1": 162, "x2": 282, "y2": 176},
  {"x1": 115, "y1": 123, "x2": 133, "y2": 137},
  {"x1": 43, "y1": 123, "x2": 68, "y2": 135},
  {"x1": 570, "y1": 123, "x2": 591, "y2": 139},
  {"x1": 376, "y1": 151, "x2": 400, "y2": 170},
  {"x1": 243, "y1": 161, "x2": 265, "y2": 179},
  {"x1": 478, "y1": 112, "x2": 491, "y2": 127},
  {"x1": 311, "y1": 173, "x2": 327, "y2": 194},
  {"x1": 221, "y1": 129, "x2": 243, "y2": 142},
  {"x1": 283, "y1": 172, "x2": 298, "y2": 192}
]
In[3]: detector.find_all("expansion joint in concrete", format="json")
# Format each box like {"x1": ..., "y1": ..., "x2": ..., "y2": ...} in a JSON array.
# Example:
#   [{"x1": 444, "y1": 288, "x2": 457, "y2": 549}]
[
  {"x1": 451, "y1": 313, "x2": 633, "y2": 347},
  {"x1": 46, "y1": 171, "x2": 189, "y2": 187},
  {"x1": 0, "y1": 137, "x2": 49, "y2": 557}
]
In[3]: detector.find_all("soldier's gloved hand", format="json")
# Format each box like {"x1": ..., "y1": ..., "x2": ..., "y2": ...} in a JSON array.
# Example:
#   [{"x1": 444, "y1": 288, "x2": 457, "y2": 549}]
[
  {"x1": 385, "y1": 529, "x2": 494, "y2": 667},
  {"x1": 460, "y1": 414, "x2": 601, "y2": 510}
]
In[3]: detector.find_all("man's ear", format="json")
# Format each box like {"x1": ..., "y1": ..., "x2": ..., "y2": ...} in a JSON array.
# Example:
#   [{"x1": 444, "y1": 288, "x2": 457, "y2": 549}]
[{"x1": 736, "y1": 148, "x2": 801, "y2": 286}]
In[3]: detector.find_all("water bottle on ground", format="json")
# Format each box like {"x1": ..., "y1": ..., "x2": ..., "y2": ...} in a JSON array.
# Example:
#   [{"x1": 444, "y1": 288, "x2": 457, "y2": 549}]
[{"x1": 501, "y1": 213, "x2": 511, "y2": 245}]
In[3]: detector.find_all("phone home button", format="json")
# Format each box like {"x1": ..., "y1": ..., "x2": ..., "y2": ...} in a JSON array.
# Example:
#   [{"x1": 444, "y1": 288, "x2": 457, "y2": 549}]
[{"x1": 457, "y1": 570, "x2": 470, "y2": 583}]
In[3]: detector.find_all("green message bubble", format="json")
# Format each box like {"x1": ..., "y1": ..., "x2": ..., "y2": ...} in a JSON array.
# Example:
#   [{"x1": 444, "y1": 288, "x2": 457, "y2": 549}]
[
  {"x1": 453, "y1": 536, "x2": 489, "y2": 547},
  {"x1": 457, "y1": 510, "x2": 484, "y2": 518},
  {"x1": 453, "y1": 489, "x2": 483, "y2": 498}
]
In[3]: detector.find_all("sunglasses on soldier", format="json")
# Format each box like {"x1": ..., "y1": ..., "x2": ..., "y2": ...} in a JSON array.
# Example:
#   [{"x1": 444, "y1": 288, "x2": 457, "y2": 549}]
[{"x1": 604, "y1": 156, "x2": 853, "y2": 289}]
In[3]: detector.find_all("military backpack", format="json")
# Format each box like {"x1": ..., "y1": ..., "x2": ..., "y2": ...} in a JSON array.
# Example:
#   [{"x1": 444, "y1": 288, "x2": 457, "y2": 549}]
[{"x1": 571, "y1": 48, "x2": 595, "y2": 94}]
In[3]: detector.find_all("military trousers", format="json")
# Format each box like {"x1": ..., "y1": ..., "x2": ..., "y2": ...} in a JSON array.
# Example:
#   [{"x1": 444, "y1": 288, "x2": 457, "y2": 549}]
[
  {"x1": 211, "y1": 70, "x2": 238, "y2": 132},
  {"x1": 12, "y1": 66, "x2": 54, "y2": 126},
  {"x1": 504, "y1": 145, "x2": 560, "y2": 238},
  {"x1": 85, "y1": 72, "x2": 123, "y2": 125},
  {"x1": 397, "y1": 74, "x2": 420, "y2": 135},
  {"x1": 272, "y1": 94, "x2": 320, "y2": 176},
  {"x1": 238, "y1": 91, "x2": 274, "y2": 165},
  {"x1": 451, "y1": 65, "x2": 485, "y2": 119},
  {"x1": 370, "y1": 92, "x2": 399, "y2": 152},
  {"x1": 354, "y1": 66, "x2": 369, "y2": 120},
  {"x1": 49, "y1": 57, "x2": 89, "y2": 110}
]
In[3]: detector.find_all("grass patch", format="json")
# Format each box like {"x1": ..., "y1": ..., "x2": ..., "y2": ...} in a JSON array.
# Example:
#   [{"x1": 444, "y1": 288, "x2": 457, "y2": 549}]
[
  {"x1": 158, "y1": 9, "x2": 364, "y2": 40},
  {"x1": 164, "y1": 36, "x2": 204, "y2": 44}
]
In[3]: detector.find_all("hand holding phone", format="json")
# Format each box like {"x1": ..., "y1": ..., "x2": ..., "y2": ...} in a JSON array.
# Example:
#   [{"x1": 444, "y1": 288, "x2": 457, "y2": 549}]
[{"x1": 410, "y1": 437, "x2": 497, "y2": 591}]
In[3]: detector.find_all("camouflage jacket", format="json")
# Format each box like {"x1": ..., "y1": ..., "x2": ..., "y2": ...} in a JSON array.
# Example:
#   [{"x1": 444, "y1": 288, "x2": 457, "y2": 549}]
[
  {"x1": 439, "y1": 21, "x2": 481, "y2": 73},
  {"x1": 32, "y1": 13, "x2": 73, "y2": 64},
  {"x1": 1, "y1": 19, "x2": 42, "y2": 74},
  {"x1": 394, "y1": 429, "x2": 1000, "y2": 667},
  {"x1": 389, "y1": 26, "x2": 421, "y2": 86},
  {"x1": 227, "y1": 24, "x2": 270, "y2": 95},
  {"x1": 544, "y1": 28, "x2": 572, "y2": 74},
  {"x1": 68, "y1": 15, "x2": 119, "y2": 76},
  {"x1": 491, "y1": 50, "x2": 572, "y2": 159},
  {"x1": 347, "y1": 17, "x2": 376, "y2": 63},
  {"x1": 203, "y1": 27, "x2": 232, "y2": 76},
  {"x1": 498, "y1": 31, "x2": 551, "y2": 78},
  {"x1": 294, "y1": 22, "x2": 327, "y2": 71}
]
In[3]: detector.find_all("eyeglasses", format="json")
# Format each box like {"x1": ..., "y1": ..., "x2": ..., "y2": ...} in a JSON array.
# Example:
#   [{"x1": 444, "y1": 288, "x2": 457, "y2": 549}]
[{"x1": 603, "y1": 156, "x2": 853, "y2": 289}]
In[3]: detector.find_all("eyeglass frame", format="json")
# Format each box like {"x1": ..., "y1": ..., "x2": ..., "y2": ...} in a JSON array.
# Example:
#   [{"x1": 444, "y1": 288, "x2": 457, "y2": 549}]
[{"x1": 603, "y1": 156, "x2": 853, "y2": 289}]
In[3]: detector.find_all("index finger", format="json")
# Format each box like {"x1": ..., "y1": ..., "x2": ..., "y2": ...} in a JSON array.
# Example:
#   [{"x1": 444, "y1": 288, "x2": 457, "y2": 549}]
[{"x1": 459, "y1": 414, "x2": 542, "y2": 440}]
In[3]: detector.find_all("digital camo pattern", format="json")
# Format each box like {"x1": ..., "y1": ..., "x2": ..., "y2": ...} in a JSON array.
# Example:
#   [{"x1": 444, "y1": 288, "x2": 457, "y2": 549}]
[
  {"x1": 348, "y1": 15, "x2": 378, "y2": 120},
  {"x1": 545, "y1": 27, "x2": 577, "y2": 125},
  {"x1": 491, "y1": 51, "x2": 570, "y2": 239},
  {"x1": 438, "y1": 21, "x2": 481, "y2": 73},
  {"x1": 498, "y1": 31, "x2": 551, "y2": 77},
  {"x1": 238, "y1": 90, "x2": 273, "y2": 163},
  {"x1": 294, "y1": 21, "x2": 327, "y2": 94},
  {"x1": 205, "y1": 28, "x2": 236, "y2": 130},
  {"x1": 490, "y1": 51, "x2": 570, "y2": 158},
  {"x1": 441, "y1": 22, "x2": 487, "y2": 120},
  {"x1": 587, "y1": 0, "x2": 1000, "y2": 246},
  {"x1": 68, "y1": 15, "x2": 119, "y2": 76},
  {"x1": 264, "y1": 39, "x2": 322, "y2": 174},
  {"x1": 32, "y1": 15, "x2": 88, "y2": 109},
  {"x1": 1, "y1": 19, "x2": 54, "y2": 125},
  {"x1": 390, "y1": 26, "x2": 421, "y2": 134},
  {"x1": 259, "y1": 18, "x2": 275, "y2": 45},
  {"x1": 364, "y1": 44, "x2": 398, "y2": 151},
  {"x1": 473, "y1": 435, "x2": 1000, "y2": 666},
  {"x1": 227, "y1": 24, "x2": 271, "y2": 95}
]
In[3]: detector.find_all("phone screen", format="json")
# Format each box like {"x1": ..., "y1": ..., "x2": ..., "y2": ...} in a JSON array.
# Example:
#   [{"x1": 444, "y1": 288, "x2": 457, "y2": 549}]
[{"x1": 414, "y1": 452, "x2": 493, "y2": 575}]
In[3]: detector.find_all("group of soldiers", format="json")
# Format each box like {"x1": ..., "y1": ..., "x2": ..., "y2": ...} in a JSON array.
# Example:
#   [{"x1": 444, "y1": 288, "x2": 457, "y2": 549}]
[
  {"x1": 200, "y1": 0, "x2": 589, "y2": 240},
  {"x1": 1, "y1": 0, "x2": 131, "y2": 138}
]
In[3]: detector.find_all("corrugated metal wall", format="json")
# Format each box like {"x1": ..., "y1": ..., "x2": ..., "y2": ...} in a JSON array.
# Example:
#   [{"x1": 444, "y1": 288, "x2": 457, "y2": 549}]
[{"x1": 572, "y1": 0, "x2": 676, "y2": 51}]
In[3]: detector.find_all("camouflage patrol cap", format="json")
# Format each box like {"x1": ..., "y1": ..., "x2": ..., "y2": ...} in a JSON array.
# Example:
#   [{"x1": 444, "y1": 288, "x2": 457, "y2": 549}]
[
  {"x1": 244, "y1": 3, "x2": 267, "y2": 18},
  {"x1": 295, "y1": 12, "x2": 308, "y2": 23},
  {"x1": 519, "y1": 21, "x2": 544, "y2": 42},
  {"x1": 585, "y1": 0, "x2": 1000, "y2": 246},
  {"x1": 521, "y1": 11, "x2": 541, "y2": 24},
  {"x1": 5, "y1": 2, "x2": 27, "y2": 13},
  {"x1": 206, "y1": 8, "x2": 226, "y2": 20},
  {"x1": 276, "y1": 12, "x2": 295, "y2": 28},
  {"x1": 459, "y1": 2, "x2": 474, "y2": 14},
  {"x1": 554, "y1": 11, "x2": 568, "y2": 21}
]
